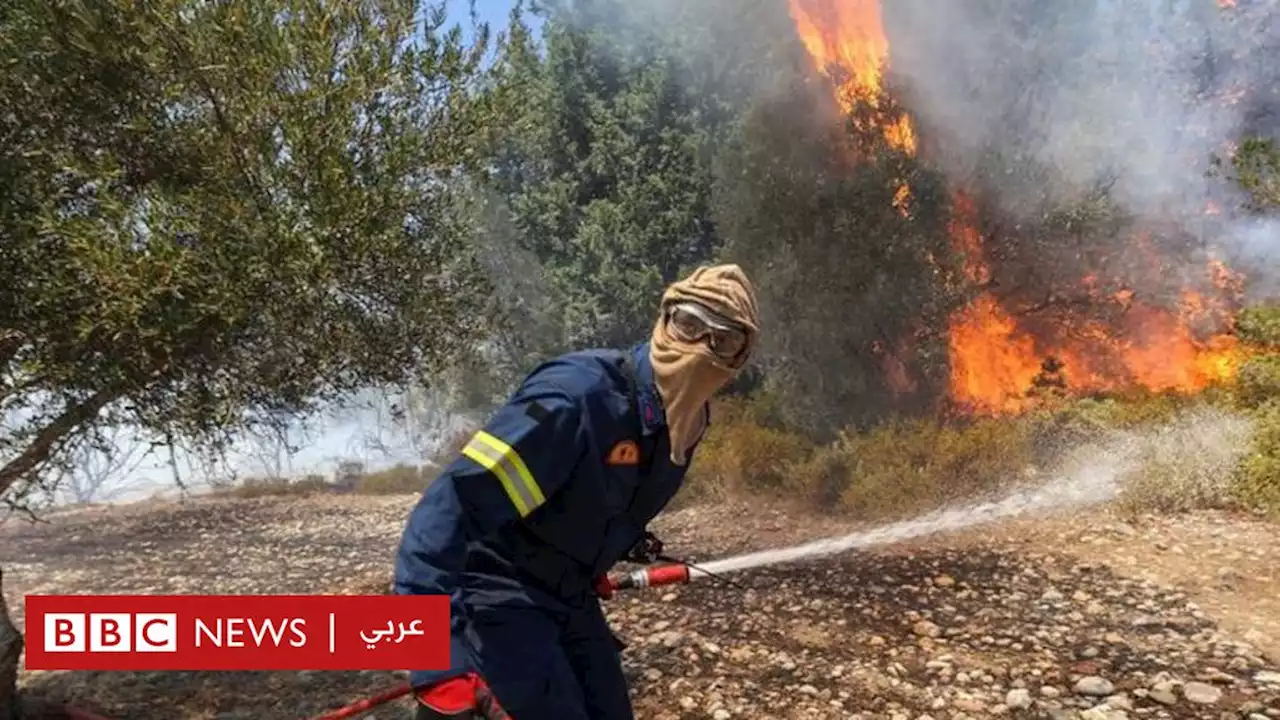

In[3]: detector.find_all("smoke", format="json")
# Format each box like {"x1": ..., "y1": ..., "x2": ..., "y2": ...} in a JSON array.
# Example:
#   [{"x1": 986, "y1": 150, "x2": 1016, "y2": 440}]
[
  {"x1": 541, "y1": 1, "x2": 1280, "y2": 272},
  {"x1": 1229, "y1": 215, "x2": 1280, "y2": 299},
  {"x1": 885, "y1": 0, "x2": 1279, "y2": 282}
]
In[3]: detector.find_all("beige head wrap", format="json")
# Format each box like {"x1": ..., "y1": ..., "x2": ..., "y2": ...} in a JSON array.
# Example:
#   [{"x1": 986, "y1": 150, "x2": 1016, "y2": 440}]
[{"x1": 650, "y1": 264, "x2": 760, "y2": 465}]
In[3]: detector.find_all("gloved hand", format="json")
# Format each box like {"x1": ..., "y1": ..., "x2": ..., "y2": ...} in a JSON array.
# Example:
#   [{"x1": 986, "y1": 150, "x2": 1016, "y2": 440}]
[
  {"x1": 623, "y1": 531, "x2": 664, "y2": 565},
  {"x1": 414, "y1": 672, "x2": 512, "y2": 720}
]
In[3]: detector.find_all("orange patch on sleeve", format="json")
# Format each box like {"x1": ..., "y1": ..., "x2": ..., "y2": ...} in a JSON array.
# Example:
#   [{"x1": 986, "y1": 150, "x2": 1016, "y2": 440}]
[{"x1": 605, "y1": 440, "x2": 640, "y2": 466}]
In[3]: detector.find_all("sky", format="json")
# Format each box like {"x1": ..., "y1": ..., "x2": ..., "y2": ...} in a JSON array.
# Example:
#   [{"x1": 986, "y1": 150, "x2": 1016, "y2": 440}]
[
  {"x1": 69, "y1": 0, "x2": 541, "y2": 505},
  {"x1": 445, "y1": 0, "x2": 514, "y2": 28},
  {"x1": 443, "y1": 0, "x2": 542, "y2": 45}
]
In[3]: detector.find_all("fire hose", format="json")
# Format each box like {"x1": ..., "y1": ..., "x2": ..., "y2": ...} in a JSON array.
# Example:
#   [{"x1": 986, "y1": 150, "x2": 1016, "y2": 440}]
[{"x1": 41, "y1": 562, "x2": 706, "y2": 720}]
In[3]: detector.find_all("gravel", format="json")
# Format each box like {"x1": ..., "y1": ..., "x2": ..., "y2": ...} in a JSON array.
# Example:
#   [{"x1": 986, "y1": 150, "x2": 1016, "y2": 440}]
[{"x1": 2, "y1": 494, "x2": 1279, "y2": 719}]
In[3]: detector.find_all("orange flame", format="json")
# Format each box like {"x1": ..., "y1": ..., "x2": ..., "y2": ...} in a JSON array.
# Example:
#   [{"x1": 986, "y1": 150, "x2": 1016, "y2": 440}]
[
  {"x1": 945, "y1": 197, "x2": 1244, "y2": 413},
  {"x1": 947, "y1": 294, "x2": 1044, "y2": 414},
  {"x1": 788, "y1": 0, "x2": 915, "y2": 207},
  {"x1": 787, "y1": 0, "x2": 1247, "y2": 415},
  {"x1": 787, "y1": 0, "x2": 916, "y2": 155}
]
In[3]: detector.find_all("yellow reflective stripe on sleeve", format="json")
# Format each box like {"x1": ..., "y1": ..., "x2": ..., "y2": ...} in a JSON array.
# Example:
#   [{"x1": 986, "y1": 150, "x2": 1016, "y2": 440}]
[
  {"x1": 471, "y1": 430, "x2": 546, "y2": 507},
  {"x1": 462, "y1": 430, "x2": 546, "y2": 516},
  {"x1": 461, "y1": 442, "x2": 528, "y2": 516}
]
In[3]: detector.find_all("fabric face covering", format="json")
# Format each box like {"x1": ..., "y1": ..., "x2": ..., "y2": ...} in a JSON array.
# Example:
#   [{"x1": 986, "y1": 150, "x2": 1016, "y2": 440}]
[{"x1": 649, "y1": 264, "x2": 760, "y2": 465}]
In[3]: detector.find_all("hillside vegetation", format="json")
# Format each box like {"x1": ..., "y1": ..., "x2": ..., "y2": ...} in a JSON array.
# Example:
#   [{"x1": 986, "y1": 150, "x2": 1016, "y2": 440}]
[{"x1": 1, "y1": 0, "x2": 1277, "y2": 516}]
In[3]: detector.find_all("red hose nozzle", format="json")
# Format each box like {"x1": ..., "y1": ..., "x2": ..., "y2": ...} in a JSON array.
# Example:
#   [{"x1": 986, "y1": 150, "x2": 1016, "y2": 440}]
[{"x1": 594, "y1": 563, "x2": 690, "y2": 599}]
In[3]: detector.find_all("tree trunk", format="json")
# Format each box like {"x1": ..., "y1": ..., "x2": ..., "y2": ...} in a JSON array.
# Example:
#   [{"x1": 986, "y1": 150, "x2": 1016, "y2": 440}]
[
  {"x1": 0, "y1": 568, "x2": 22, "y2": 720},
  {"x1": 0, "y1": 388, "x2": 116, "y2": 499}
]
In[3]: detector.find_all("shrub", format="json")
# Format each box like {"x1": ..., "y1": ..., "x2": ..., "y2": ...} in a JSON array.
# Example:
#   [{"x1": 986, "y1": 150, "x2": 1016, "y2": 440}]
[
  {"x1": 1113, "y1": 405, "x2": 1254, "y2": 515},
  {"x1": 1237, "y1": 354, "x2": 1280, "y2": 409},
  {"x1": 1224, "y1": 304, "x2": 1280, "y2": 515},
  {"x1": 681, "y1": 381, "x2": 1280, "y2": 523},
  {"x1": 681, "y1": 396, "x2": 815, "y2": 505},
  {"x1": 352, "y1": 464, "x2": 429, "y2": 495},
  {"x1": 789, "y1": 416, "x2": 1036, "y2": 521},
  {"x1": 1235, "y1": 400, "x2": 1280, "y2": 517},
  {"x1": 795, "y1": 444, "x2": 853, "y2": 510},
  {"x1": 226, "y1": 474, "x2": 333, "y2": 498},
  {"x1": 1234, "y1": 304, "x2": 1280, "y2": 409},
  {"x1": 1031, "y1": 393, "x2": 1192, "y2": 448},
  {"x1": 1237, "y1": 305, "x2": 1280, "y2": 346}
]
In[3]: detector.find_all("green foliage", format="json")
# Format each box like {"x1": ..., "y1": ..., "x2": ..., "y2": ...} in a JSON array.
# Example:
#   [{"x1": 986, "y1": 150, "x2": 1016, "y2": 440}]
[
  {"x1": 1235, "y1": 400, "x2": 1280, "y2": 517},
  {"x1": 1238, "y1": 355, "x2": 1280, "y2": 409},
  {"x1": 715, "y1": 76, "x2": 968, "y2": 436},
  {"x1": 477, "y1": 2, "x2": 730, "y2": 356},
  {"x1": 0, "y1": 0, "x2": 499, "y2": 505},
  {"x1": 683, "y1": 396, "x2": 816, "y2": 504},
  {"x1": 1225, "y1": 306, "x2": 1280, "y2": 513},
  {"x1": 1237, "y1": 305, "x2": 1280, "y2": 347},
  {"x1": 1227, "y1": 137, "x2": 1280, "y2": 211},
  {"x1": 1234, "y1": 305, "x2": 1280, "y2": 409},
  {"x1": 464, "y1": 0, "x2": 817, "y2": 384}
]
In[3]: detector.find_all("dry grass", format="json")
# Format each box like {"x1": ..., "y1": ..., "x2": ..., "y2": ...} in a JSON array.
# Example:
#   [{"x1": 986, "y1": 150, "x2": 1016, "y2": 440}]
[
  {"x1": 687, "y1": 382, "x2": 1280, "y2": 523},
  {"x1": 688, "y1": 399, "x2": 1041, "y2": 522},
  {"x1": 351, "y1": 463, "x2": 430, "y2": 495},
  {"x1": 1111, "y1": 405, "x2": 1255, "y2": 515},
  {"x1": 220, "y1": 474, "x2": 333, "y2": 498},
  {"x1": 806, "y1": 416, "x2": 1035, "y2": 519},
  {"x1": 682, "y1": 397, "x2": 815, "y2": 505}
]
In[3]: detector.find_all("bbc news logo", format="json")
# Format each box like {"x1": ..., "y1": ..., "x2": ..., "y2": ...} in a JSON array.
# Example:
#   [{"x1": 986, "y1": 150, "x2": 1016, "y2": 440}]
[
  {"x1": 44, "y1": 613, "x2": 177, "y2": 653},
  {"x1": 25, "y1": 595, "x2": 449, "y2": 671}
]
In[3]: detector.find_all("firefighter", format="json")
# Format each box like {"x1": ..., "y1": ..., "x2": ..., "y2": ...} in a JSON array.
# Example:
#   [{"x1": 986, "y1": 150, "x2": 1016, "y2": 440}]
[{"x1": 394, "y1": 264, "x2": 760, "y2": 720}]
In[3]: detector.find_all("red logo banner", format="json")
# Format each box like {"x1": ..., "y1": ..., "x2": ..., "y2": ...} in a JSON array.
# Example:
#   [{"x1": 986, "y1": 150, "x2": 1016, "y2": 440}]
[{"x1": 23, "y1": 595, "x2": 450, "y2": 671}]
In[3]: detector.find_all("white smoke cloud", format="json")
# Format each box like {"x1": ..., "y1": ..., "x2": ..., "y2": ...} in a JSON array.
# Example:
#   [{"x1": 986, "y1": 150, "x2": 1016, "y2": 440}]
[
  {"x1": 1225, "y1": 215, "x2": 1280, "y2": 298},
  {"x1": 885, "y1": 0, "x2": 1277, "y2": 282}
]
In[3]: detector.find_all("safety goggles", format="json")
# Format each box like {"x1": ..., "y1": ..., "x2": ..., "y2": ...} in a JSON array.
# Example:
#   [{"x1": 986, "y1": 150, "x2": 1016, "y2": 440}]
[{"x1": 665, "y1": 301, "x2": 750, "y2": 364}]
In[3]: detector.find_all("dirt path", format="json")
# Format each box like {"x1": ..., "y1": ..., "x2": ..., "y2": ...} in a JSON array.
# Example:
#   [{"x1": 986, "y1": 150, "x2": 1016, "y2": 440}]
[{"x1": 2, "y1": 495, "x2": 1278, "y2": 719}]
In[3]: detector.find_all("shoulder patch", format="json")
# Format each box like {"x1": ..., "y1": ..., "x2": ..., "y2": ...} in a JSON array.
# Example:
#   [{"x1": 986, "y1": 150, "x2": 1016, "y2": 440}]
[
  {"x1": 605, "y1": 439, "x2": 640, "y2": 466},
  {"x1": 525, "y1": 400, "x2": 550, "y2": 422}
]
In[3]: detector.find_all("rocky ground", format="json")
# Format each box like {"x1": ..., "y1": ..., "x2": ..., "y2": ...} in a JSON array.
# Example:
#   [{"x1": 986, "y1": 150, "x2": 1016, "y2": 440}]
[{"x1": 2, "y1": 494, "x2": 1279, "y2": 720}]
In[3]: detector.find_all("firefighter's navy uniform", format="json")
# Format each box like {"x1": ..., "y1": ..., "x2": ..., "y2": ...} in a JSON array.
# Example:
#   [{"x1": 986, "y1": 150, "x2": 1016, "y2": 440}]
[{"x1": 394, "y1": 341, "x2": 704, "y2": 720}]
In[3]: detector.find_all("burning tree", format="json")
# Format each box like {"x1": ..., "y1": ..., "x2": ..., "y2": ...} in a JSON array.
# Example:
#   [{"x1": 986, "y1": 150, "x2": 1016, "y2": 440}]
[
  {"x1": 711, "y1": 0, "x2": 968, "y2": 438},
  {"x1": 758, "y1": 0, "x2": 1264, "y2": 425}
]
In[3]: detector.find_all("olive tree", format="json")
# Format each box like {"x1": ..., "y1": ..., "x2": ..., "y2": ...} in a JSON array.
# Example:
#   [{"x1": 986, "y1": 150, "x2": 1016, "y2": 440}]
[{"x1": 0, "y1": 0, "x2": 505, "y2": 710}]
